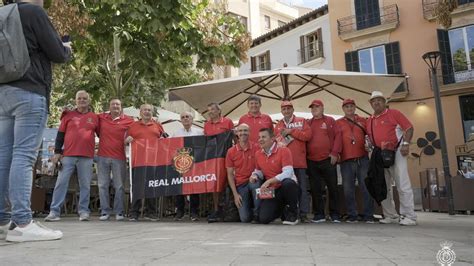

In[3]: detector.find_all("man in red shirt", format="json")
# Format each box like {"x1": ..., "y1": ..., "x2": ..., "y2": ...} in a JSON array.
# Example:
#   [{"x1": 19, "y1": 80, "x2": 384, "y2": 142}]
[
  {"x1": 306, "y1": 99, "x2": 342, "y2": 223},
  {"x1": 96, "y1": 99, "x2": 134, "y2": 221},
  {"x1": 250, "y1": 128, "x2": 299, "y2": 225},
  {"x1": 367, "y1": 91, "x2": 416, "y2": 226},
  {"x1": 226, "y1": 124, "x2": 261, "y2": 223},
  {"x1": 238, "y1": 95, "x2": 273, "y2": 143},
  {"x1": 45, "y1": 90, "x2": 99, "y2": 222},
  {"x1": 274, "y1": 100, "x2": 312, "y2": 222},
  {"x1": 126, "y1": 104, "x2": 165, "y2": 221},
  {"x1": 336, "y1": 99, "x2": 374, "y2": 223},
  {"x1": 204, "y1": 102, "x2": 234, "y2": 222}
]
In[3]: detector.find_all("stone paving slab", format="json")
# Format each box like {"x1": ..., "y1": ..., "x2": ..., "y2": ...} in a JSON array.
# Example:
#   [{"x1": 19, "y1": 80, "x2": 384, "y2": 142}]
[{"x1": 0, "y1": 212, "x2": 472, "y2": 265}]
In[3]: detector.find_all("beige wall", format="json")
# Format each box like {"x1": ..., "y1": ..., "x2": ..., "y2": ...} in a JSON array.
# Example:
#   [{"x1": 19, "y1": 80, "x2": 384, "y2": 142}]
[{"x1": 328, "y1": 0, "x2": 474, "y2": 188}]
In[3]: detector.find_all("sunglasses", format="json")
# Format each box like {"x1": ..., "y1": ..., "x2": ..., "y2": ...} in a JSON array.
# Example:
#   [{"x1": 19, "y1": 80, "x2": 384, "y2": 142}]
[{"x1": 181, "y1": 115, "x2": 191, "y2": 119}]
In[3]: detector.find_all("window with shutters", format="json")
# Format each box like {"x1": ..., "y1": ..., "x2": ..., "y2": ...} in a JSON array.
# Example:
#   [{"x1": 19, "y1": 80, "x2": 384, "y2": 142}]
[
  {"x1": 298, "y1": 29, "x2": 323, "y2": 64},
  {"x1": 355, "y1": 0, "x2": 381, "y2": 31},
  {"x1": 345, "y1": 42, "x2": 406, "y2": 93},
  {"x1": 358, "y1": 45, "x2": 387, "y2": 74},
  {"x1": 251, "y1": 51, "x2": 271, "y2": 72},
  {"x1": 448, "y1": 25, "x2": 474, "y2": 83},
  {"x1": 345, "y1": 42, "x2": 401, "y2": 74}
]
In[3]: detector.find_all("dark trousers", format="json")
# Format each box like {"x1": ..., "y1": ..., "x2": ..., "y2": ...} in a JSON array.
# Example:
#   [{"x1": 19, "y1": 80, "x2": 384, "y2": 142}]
[
  {"x1": 307, "y1": 158, "x2": 339, "y2": 218},
  {"x1": 130, "y1": 198, "x2": 158, "y2": 218},
  {"x1": 258, "y1": 179, "x2": 299, "y2": 224},
  {"x1": 175, "y1": 194, "x2": 200, "y2": 215}
]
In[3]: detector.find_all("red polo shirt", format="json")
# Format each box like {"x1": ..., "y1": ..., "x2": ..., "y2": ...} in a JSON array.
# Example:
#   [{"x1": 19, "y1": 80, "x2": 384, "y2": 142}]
[
  {"x1": 307, "y1": 115, "x2": 342, "y2": 162},
  {"x1": 58, "y1": 110, "x2": 99, "y2": 158},
  {"x1": 97, "y1": 113, "x2": 135, "y2": 160},
  {"x1": 127, "y1": 119, "x2": 165, "y2": 140},
  {"x1": 336, "y1": 115, "x2": 368, "y2": 161},
  {"x1": 255, "y1": 143, "x2": 293, "y2": 189},
  {"x1": 225, "y1": 142, "x2": 258, "y2": 187},
  {"x1": 238, "y1": 112, "x2": 273, "y2": 143},
  {"x1": 274, "y1": 116, "x2": 311, "y2": 168},
  {"x1": 367, "y1": 109, "x2": 412, "y2": 150},
  {"x1": 204, "y1": 116, "x2": 234, "y2": 136}
]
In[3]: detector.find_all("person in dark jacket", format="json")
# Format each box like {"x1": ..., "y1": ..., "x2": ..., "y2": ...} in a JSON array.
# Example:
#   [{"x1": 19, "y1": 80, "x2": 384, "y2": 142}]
[{"x1": 0, "y1": 0, "x2": 71, "y2": 242}]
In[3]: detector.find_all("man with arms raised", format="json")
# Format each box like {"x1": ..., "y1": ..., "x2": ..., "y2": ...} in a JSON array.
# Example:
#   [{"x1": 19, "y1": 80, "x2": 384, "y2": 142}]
[
  {"x1": 125, "y1": 104, "x2": 165, "y2": 221},
  {"x1": 97, "y1": 99, "x2": 134, "y2": 221},
  {"x1": 45, "y1": 90, "x2": 99, "y2": 222}
]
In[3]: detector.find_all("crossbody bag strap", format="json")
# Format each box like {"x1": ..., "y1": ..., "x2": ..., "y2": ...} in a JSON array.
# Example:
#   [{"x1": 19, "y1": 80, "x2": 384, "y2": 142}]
[{"x1": 346, "y1": 117, "x2": 367, "y2": 135}]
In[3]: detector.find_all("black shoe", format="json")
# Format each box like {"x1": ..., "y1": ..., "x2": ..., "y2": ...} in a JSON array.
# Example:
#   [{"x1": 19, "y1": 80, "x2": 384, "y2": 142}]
[
  {"x1": 364, "y1": 216, "x2": 375, "y2": 224},
  {"x1": 190, "y1": 213, "x2": 199, "y2": 222},
  {"x1": 144, "y1": 214, "x2": 159, "y2": 221},
  {"x1": 174, "y1": 210, "x2": 184, "y2": 221},
  {"x1": 128, "y1": 216, "x2": 138, "y2": 222},
  {"x1": 207, "y1": 211, "x2": 219, "y2": 223},
  {"x1": 331, "y1": 215, "x2": 341, "y2": 223},
  {"x1": 282, "y1": 213, "x2": 299, "y2": 225},
  {"x1": 345, "y1": 216, "x2": 358, "y2": 223},
  {"x1": 299, "y1": 215, "x2": 310, "y2": 224}
]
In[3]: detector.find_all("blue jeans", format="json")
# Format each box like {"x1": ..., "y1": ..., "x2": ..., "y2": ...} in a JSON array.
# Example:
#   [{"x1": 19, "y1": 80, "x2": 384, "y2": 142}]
[
  {"x1": 294, "y1": 168, "x2": 310, "y2": 216},
  {"x1": 236, "y1": 181, "x2": 261, "y2": 223},
  {"x1": 0, "y1": 86, "x2": 48, "y2": 225},
  {"x1": 97, "y1": 156, "x2": 126, "y2": 215},
  {"x1": 340, "y1": 156, "x2": 374, "y2": 219},
  {"x1": 49, "y1": 156, "x2": 93, "y2": 215}
]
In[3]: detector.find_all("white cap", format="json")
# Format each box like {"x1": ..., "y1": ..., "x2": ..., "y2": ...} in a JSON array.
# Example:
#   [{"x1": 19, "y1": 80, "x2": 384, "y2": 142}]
[{"x1": 369, "y1": 91, "x2": 386, "y2": 101}]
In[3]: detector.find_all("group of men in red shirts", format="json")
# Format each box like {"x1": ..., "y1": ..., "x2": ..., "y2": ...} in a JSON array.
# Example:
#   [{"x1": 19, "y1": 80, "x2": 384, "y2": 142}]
[{"x1": 44, "y1": 90, "x2": 417, "y2": 226}]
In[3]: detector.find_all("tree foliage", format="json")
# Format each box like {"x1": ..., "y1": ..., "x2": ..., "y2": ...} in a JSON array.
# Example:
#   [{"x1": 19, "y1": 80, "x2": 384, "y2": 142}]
[
  {"x1": 46, "y1": 0, "x2": 251, "y2": 126},
  {"x1": 433, "y1": 0, "x2": 458, "y2": 29}
]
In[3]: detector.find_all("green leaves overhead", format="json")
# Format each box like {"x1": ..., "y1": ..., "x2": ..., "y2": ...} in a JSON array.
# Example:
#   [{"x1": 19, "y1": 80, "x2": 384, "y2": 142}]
[{"x1": 47, "y1": 0, "x2": 251, "y2": 126}]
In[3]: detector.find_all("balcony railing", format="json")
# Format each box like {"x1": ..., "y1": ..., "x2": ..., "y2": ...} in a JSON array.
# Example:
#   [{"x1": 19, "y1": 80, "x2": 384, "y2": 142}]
[
  {"x1": 256, "y1": 62, "x2": 271, "y2": 71},
  {"x1": 297, "y1": 41, "x2": 324, "y2": 65},
  {"x1": 337, "y1": 4, "x2": 399, "y2": 35},
  {"x1": 423, "y1": 0, "x2": 474, "y2": 20},
  {"x1": 430, "y1": 64, "x2": 474, "y2": 87},
  {"x1": 422, "y1": 0, "x2": 437, "y2": 20}
]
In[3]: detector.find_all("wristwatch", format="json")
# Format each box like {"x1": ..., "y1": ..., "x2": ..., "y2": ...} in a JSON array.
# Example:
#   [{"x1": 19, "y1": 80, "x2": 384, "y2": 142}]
[{"x1": 402, "y1": 141, "x2": 410, "y2": 146}]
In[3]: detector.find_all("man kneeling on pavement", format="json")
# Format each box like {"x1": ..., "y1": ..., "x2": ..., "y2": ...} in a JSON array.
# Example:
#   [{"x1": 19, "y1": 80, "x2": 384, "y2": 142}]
[{"x1": 249, "y1": 128, "x2": 300, "y2": 225}]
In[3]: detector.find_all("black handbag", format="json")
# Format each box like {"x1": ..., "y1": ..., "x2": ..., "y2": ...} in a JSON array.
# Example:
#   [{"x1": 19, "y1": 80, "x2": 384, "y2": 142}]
[{"x1": 370, "y1": 119, "x2": 402, "y2": 168}]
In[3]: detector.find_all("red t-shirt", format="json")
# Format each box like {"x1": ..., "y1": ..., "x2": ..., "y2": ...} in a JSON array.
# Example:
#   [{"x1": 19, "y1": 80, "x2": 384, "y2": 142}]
[
  {"x1": 336, "y1": 115, "x2": 368, "y2": 161},
  {"x1": 97, "y1": 113, "x2": 135, "y2": 160},
  {"x1": 306, "y1": 116, "x2": 342, "y2": 162},
  {"x1": 367, "y1": 109, "x2": 413, "y2": 149},
  {"x1": 225, "y1": 142, "x2": 258, "y2": 187},
  {"x1": 127, "y1": 120, "x2": 165, "y2": 140},
  {"x1": 255, "y1": 144, "x2": 293, "y2": 189},
  {"x1": 238, "y1": 112, "x2": 273, "y2": 143},
  {"x1": 204, "y1": 116, "x2": 234, "y2": 136},
  {"x1": 59, "y1": 110, "x2": 99, "y2": 158},
  {"x1": 274, "y1": 116, "x2": 311, "y2": 168}
]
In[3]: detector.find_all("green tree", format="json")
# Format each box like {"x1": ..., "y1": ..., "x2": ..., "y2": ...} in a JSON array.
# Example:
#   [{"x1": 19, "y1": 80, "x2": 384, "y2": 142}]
[{"x1": 47, "y1": 0, "x2": 251, "y2": 126}]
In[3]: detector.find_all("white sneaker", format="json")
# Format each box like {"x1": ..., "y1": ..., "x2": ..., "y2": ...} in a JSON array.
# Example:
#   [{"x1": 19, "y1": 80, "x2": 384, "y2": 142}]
[
  {"x1": 115, "y1": 214, "x2": 124, "y2": 221},
  {"x1": 99, "y1": 214, "x2": 110, "y2": 221},
  {"x1": 399, "y1": 217, "x2": 417, "y2": 226},
  {"x1": 79, "y1": 213, "x2": 90, "y2": 221},
  {"x1": 44, "y1": 213, "x2": 61, "y2": 222},
  {"x1": 0, "y1": 221, "x2": 11, "y2": 240},
  {"x1": 6, "y1": 220, "x2": 63, "y2": 242},
  {"x1": 379, "y1": 216, "x2": 399, "y2": 224}
]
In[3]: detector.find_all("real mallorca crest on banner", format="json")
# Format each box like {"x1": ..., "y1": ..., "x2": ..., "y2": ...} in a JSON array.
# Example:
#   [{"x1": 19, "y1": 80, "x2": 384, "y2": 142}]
[{"x1": 130, "y1": 131, "x2": 233, "y2": 201}]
